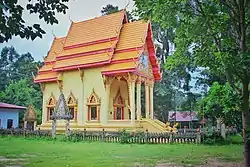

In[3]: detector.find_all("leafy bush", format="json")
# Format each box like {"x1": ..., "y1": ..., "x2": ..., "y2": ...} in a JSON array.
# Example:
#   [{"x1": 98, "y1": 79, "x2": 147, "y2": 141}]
[
  {"x1": 118, "y1": 129, "x2": 130, "y2": 144},
  {"x1": 228, "y1": 134, "x2": 243, "y2": 144},
  {"x1": 203, "y1": 131, "x2": 225, "y2": 145}
]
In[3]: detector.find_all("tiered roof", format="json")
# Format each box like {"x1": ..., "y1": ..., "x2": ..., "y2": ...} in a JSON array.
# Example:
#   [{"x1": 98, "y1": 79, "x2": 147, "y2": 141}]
[{"x1": 34, "y1": 10, "x2": 161, "y2": 83}]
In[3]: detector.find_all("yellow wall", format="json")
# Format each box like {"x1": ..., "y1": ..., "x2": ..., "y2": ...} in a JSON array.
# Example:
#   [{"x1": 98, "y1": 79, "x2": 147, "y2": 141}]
[
  {"x1": 82, "y1": 67, "x2": 106, "y2": 124},
  {"x1": 109, "y1": 79, "x2": 129, "y2": 120},
  {"x1": 61, "y1": 71, "x2": 83, "y2": 124},
  {"x1": 42, "y1": 82, "x2": 60, "y2": 123}
]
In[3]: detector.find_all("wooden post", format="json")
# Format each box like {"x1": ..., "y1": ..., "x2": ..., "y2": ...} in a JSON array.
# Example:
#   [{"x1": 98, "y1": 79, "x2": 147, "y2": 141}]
[
  {"x1": 52, "y1": 119, "x2": 56, "y2": 139},
  {"x1": 24, "y1": 121, "x2": 27, "y2": 129},
  {"x1": 33, "y1": 121, "x2": 37, "y2": 130},
  {"x1": 65, "y1": 119, "x2": 70, "y2": 137},
  {"x1": 169, "y1": 133, "x2": 173, "y2": 143},
  {"x1": 196, "y1": 133, "x2": 201, "y2": 144}
]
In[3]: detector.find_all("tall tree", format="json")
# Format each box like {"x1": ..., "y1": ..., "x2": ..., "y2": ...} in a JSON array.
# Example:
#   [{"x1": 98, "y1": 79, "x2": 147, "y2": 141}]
[
  {"x1": 0, "y1": 46, "x2": 42, "y2": 91},
  {"x1": 0, "y1": 0, "x2": 69, "y2": 43},
  {"x1": 199, "y1": 82, "x2": 242, "y2": 127},
  {"x1": 0, "y1": 79, "x2": 42, "y2": 124},
  {"x1": 100, "y1": 4, "x2": 135, "y2": 21},
  {"x1": 134, "y1": 0, "x2": 250, "y2": 165}
]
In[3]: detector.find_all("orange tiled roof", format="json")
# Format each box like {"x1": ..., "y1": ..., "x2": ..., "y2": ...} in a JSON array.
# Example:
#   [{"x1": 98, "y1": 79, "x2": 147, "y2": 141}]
[
  {"x1": 35, "y1": 11, "x2": 161, "y2": 83},
  {"x1": 38, "y1": 64, "x2": 53, "y2": 72},
  {"x1": 54, "y1": 52, "x2": 113, "y2": 70},
  {"x1": 111, "y1": 50, "x2": 143, "y2": 62},
  {"x1": 58, "y1": 41, "x2": 117, "y2": 58},
  {"x1": 63, "y1": 11, "x2": 125, "y2": 48},
  {"x1": 116, "y1": 20, "x2": 148, "y2": 51},
  {"x1": 102, "y1": 61, "x2": 137, "y2": 73},
  {"x1": 45, "y1": 37, "x2": 65, "y2": 62},
  {"x1": 34, "y1": 72, "x2": 58, "y2": 83}
]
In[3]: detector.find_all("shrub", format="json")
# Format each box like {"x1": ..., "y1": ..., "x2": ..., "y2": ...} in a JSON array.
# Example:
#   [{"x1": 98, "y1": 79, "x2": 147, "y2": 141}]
[
  {"x1": 118, "y1": 129, "x2": 130, "y2": 144},
  {"x1": 228, "y1": 134, "x2": 243, "y2": 144},
  {"x1": 203, "y1": 131, "x2": 225, "y2": 145}
]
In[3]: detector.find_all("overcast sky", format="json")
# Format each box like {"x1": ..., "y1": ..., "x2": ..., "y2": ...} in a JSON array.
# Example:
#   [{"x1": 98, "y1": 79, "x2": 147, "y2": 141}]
[{"x1": 0, "y1": 0, "x2": 135, "y2": 61}]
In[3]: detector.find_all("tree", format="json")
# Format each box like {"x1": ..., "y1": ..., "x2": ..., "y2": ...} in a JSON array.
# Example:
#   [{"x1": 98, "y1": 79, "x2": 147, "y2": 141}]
[
  {"x1": 134, "y1": 0, "x2": 250, "y2": 165},
  {"x1": 199, "y1": 82, "x2": 242, "y2": 127},
  {"x1": 0, "y1": 0, "x2": 69, "y2": 43},
  {"x1": 0, "y1": 46, "x2": 42, "y2": 91},
  {"x1": 101, "y1": 4, "x2": 135, "y2": 21},
  {"x1": 0, "y1": 79, "x2": 42, "y2": 124}
]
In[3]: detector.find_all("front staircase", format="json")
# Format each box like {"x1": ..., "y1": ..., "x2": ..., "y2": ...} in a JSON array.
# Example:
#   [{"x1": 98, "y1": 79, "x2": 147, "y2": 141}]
[{"x1": 139, "y1": 119, "x2": 166, "y2": 132}]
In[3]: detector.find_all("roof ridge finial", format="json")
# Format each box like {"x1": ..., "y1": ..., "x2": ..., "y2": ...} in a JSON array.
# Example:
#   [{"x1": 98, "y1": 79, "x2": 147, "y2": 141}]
[
  {"x1": 124, "y1": 0, "x2": 130, "y2": 10},
  {"x1": 69, "y1": 15, "x2": 73, "y2": 23},
  {"x1": 52, "y1": 30, "x2": 56, "y2": 38}
]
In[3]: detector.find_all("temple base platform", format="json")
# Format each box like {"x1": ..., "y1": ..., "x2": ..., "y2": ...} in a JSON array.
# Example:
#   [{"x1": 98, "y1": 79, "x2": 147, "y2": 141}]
[{"x1": 37, "y1": 119, "x2": 171, "y2": 133}]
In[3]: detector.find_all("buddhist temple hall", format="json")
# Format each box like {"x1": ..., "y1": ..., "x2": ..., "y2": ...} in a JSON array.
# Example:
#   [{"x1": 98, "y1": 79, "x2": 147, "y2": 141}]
[{"x1": 34, "y1": 10, "x2": 165, "y2": 132}]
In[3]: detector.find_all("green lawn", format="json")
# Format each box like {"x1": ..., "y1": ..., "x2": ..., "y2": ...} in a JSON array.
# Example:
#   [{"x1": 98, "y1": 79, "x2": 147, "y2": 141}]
[{"x1": 0, "y1": 136, "x2": 243, "y2": 167}]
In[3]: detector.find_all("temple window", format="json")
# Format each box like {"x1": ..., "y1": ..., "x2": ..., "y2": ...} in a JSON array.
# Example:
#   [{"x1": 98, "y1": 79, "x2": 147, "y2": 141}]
[
  {"x1": 67, "y1": 92, "x2": 78, "y2": 121},
  {"x1": 113, "y1": 89, "x2": 125, "y2": 120},
  {"x1": 46, "y1": 93, "x2": 56, "y2": 121},
  {"x1": 87, "y1": 89, "x2": 101, "y2": 121}
]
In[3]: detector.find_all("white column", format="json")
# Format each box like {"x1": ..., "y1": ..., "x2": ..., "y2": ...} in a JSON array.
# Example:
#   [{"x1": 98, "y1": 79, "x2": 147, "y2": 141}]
[
  {"x1": 150, "y1": 83, "x2": 154, "y2": 119},
  {"x1": 136, "y1": 80, "x2": 141, "y2": 120},
  {"x1": 78, "y1": 81, "x2": 84, "y2": 124},
  {"x1": 42, "y1": 91, "x2": 47, "y2": 123},
  {"x1": 33, "y1": 121, "x2": 37, "y2": 130},
  {"x1": 145, "y1": 81, "x2": 150, "y2": 119},
  {"x1": 128, "y1": 80, "x2": 136, "y2": 124},
  {"x1": 102, "y1": 83, "x2": 110, "y2": 125},
  {"x1": 24, "y1": 121, "x2": 27, "y2": 129}
]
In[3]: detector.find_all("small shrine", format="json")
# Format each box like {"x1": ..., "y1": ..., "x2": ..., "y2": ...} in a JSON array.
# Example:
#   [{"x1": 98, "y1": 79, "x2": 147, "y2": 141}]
[
  {"x1": 51, "y1": 91, "x2": 73, "y2": 138},
  {"x1": 24, "y1": 105, "x2": 37, "y2": 130}
]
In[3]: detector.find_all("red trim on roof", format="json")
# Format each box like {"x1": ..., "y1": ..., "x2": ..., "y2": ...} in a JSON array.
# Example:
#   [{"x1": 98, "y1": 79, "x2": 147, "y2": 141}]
[
  {"x1": 0, "y1": 102, "x2": 26, "y2": 109},
  {"x1": 34, "y1": 77, "x2": 58, "y2": 83},
  {"x1": 64, "y1": 37, "x2": 118, "y2": 50},
  {"x1": 145, "y1": 21, "x2": 162, "y2": 81},
  {"x1": 44, "y1": 61, "x2": 56, "y2": 64},
  {"x1": 53, "y1": 60, "x2": 110, "y2": 72},
  {"x1": 56, "y1": 48, "x2": 114, "y2": 61}
]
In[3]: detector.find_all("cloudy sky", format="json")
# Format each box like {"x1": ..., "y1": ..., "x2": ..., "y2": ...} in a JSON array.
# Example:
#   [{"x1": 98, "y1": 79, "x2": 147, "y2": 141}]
[{"x1": 0, "y1": 0, "x2": 135, "y2": 61}]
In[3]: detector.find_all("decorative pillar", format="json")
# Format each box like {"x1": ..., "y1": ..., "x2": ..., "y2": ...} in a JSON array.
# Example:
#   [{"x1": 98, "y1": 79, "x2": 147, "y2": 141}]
[
  {"x1": 149, "y1": 82, "x2": 154, "y2": 119},
  {"x1": 52, "y1": 119, "x2": 56, "y2": 139},
  {"x1": 103, "y1": 82, "x2": 111, "y2": 125},
  {"x1": 33, "y1": 121, "x2": 37, "y2": 130},
  {"x1": 78, "y1": 69, "x2": 84, "y2": 125},
  {"x1": 128, "y1": 74, "x2": 136, "y2": 124},
  {"x1": 145, "y1": 80, "x2": 150, "y2": 119},
  {"x1": 102, "y1": 76, "x2": 112, "y2": 124},
  {"x1": 65, "y1": 119, "x2": 70, "y2": 137},
  {"x1": 136, "y1": 79, "x2": 142, "y2": 120}
]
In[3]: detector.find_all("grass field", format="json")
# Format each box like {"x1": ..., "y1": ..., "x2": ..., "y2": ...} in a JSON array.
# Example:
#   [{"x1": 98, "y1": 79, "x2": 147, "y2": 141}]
[{"x1": 0, "y1": 136, "x2": 243, "y2": 167}]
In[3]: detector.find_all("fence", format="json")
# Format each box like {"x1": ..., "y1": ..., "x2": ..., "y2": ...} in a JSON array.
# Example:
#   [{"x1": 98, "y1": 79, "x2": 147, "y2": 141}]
[{"x1": 0, "y1": 128, "x2": 201, "y2": 144}]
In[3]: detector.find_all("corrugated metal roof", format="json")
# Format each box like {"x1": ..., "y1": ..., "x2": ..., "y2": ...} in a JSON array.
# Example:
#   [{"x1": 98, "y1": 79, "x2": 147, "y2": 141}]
[{"x1": 0, "y1": 102, "x2": 26, "y2": 109}]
